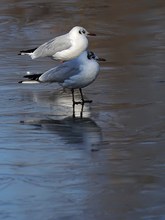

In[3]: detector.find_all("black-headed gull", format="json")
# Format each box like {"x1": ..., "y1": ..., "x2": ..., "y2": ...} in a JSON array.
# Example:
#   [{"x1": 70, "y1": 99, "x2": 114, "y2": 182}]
[
  {"x1": 18, "y1": 26, "x2": 96, "y2": 61},
  {"x1": 19, "y1": 51, "x2": 106, "y2": 104}
]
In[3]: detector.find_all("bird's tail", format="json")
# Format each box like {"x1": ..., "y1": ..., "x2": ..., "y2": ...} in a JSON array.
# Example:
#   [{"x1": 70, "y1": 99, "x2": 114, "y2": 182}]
[
  {"x1": 18, "y1": 73, "x2": 42, "y2": 84},
  {"x1": 18, "y1": 48, "x2": 37, "y2": 56}
]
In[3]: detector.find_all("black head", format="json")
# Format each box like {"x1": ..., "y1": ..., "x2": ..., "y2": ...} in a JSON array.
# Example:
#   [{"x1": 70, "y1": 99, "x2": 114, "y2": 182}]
[
  {"x1": 87, "y1": 51, "x2": 106, "y2": 61},
  {"x1": 87, "y1": 51, "x2": 96, "y2": 60}
]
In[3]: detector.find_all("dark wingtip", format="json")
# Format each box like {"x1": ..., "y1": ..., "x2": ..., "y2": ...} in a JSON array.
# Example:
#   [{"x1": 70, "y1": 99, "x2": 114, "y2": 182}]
[
  {"x1": 18, "y1": 47, "x2": 37, "y2": 55},
  {"x1": 18, "y1": 81, "x2": 23, "y2": 83},
  {"x1": 23, "y1": 73, "x2": 42, "y2": 80}
]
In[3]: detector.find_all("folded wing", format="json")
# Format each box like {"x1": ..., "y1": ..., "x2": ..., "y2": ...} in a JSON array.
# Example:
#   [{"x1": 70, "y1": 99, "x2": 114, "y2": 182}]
[
  {"x1": 32, "y1": 34, "x2": 72, "y2": 59},
  {"x1": 39, "y1": 61, "x2": 80, "y2": 83}
]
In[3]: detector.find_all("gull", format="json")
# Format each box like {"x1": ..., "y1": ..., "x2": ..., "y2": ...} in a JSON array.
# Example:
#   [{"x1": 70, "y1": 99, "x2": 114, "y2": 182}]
[
  {"x1": 19, "y1": 51, "x2": 106, "y2": 105},
  {"x1": 18, "y1": 26, "x2": 96, "y2": 61}
]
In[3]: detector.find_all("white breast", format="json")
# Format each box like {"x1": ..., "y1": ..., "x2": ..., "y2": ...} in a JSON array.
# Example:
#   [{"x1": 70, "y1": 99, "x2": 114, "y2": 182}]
[
  {"x1": 54, "y1": 35, "x2": 88, "y2": 61},
  {"x1": 62, "y1": 59, "x2": 99, "y2": 89}
]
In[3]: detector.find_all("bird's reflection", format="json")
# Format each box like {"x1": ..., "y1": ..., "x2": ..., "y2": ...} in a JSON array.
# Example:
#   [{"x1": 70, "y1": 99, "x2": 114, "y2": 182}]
[
  {"x1": 22, "y1": 116, "x2": 102, "y2": 150},
  {"x1": 20, "y1": 86, "x2": 102, "y2": 149},
  {"x1": 21, "y1": 85, "x2": 92, "y2": 118},
  {"x1": 72, "y1": 103, "x2": 84, "y2": 118}
]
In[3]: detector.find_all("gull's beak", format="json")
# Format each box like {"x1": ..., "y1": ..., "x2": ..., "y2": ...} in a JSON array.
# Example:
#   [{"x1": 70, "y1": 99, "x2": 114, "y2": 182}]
[
  {"x1": 96, "y1": 57, "x2": 106, "y2": 61},
  {"x1": 87, "y1": 32, "x2": 96, "y2": 36}
]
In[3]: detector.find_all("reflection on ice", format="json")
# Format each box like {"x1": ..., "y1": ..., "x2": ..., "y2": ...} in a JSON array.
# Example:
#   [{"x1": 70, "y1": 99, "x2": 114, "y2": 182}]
[
  {"x1": 23, "y1": 86, "x2": 92, "y2": 118},
  {"x1": 19, "y1": 83, "x2": 102, "y2": 150},
  {"x1": 21, "y1": 116, "x2": 102, "y2": 150}
]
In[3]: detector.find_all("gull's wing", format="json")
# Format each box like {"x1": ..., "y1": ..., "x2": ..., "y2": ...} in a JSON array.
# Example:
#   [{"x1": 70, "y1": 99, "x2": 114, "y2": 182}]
[
  {"x1": 39, "y1": 60, "x2": 80, "y2": 83},
  {"x1": 33, "y1": 33, "x2": 72, "y2": 58}
]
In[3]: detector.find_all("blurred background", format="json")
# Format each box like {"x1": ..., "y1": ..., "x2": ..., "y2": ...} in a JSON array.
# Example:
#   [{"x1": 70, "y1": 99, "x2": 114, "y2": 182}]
[{"x1": 0, "y1": 0, "x2": 165, "y2": 219}]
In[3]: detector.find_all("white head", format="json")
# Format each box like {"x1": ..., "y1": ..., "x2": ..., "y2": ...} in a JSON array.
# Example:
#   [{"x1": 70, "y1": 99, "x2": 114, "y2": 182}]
[{"x1": 69, "y1": 26, "x2": 96, "y2": 38}]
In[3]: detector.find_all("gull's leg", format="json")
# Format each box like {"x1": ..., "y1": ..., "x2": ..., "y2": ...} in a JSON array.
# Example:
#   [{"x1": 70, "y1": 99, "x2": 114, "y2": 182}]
[
  {"x1": 71, "y1": 89, "x2": 75, "y2": 104},
  {"x1": 71, "y1": 89, "x2": 81, "y2": 105},
  {"x1": 79, "y1": 88, "x2": 92, "y2": 104},
  {"x1": 79, "y1": 88, "x2": 85, "y2": 103}
]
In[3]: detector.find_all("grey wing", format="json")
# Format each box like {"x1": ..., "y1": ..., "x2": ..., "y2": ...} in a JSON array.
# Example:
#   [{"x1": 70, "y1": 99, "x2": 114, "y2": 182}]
[
  {"x1": 39, "y1": 62, "x2": 80, "y2": 83},
  {"x1": 33, "y1": 34, "x2": 72, "y2": 58}
]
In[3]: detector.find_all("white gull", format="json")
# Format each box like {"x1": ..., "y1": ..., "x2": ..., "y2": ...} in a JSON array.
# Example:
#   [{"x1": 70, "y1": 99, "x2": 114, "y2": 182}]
[{"x1": 19, "y1": 26, "x2": 96, "y2": 61}]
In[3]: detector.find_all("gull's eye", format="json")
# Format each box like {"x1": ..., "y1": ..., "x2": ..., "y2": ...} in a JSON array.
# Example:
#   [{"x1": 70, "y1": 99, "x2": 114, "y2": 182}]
[
  {"x1": 82, "y1": 30, "x2": 85, "y2": 34},
  {"x1": 79, "y1": 30, "x2": 82, "y2": 34}
]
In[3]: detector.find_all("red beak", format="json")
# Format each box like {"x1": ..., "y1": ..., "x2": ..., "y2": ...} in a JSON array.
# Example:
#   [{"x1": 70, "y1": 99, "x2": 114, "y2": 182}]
[
  {"x1": 96, "y1": 57, "x2": 106, "y2": 61},
  {"x1": 87, "y1": 33, "x2": 96, "y2": 36}
]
